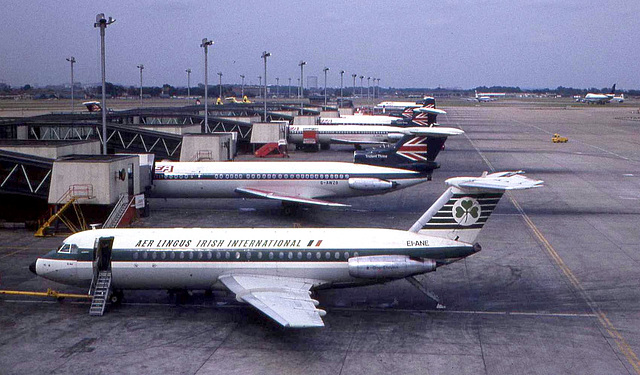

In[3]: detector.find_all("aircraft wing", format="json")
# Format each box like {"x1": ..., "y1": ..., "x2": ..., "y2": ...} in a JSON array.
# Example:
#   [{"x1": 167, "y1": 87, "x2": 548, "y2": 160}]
[
  {"x1": 218, "y1": 274, "x2": 326, "y2": 328},
  {"x1": 413, "y1": 107, "x2": 447, "y2": 115},
  {"x1": 330, "y1": 138, "x2": 388, "y2": 145},
  {"x1": 235, "y1": 187, "x2": 350, "y2": 207}
]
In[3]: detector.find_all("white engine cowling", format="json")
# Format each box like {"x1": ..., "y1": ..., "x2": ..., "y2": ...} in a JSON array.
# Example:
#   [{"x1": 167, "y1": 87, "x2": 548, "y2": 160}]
[
  {"x1": 348, "y1": 255, "x2": 436, "y2": 279},
  {"x1": 348, "y1": 177, "x2": 396, "y2": 191}
]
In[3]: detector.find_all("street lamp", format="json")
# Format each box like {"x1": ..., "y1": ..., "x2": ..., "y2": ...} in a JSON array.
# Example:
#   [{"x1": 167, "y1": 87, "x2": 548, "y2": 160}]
[
  {"x1": 298, "y1": 61, "x2": 306, "y2": 113},
  {"x1": 352, "y1": 74, "x2": 357, "y2": 98},
  {"x1": 217, "y1": 72, "x2": 223, "y2": 100},
  {"x1": 185, "y1": 68, "x2": 191, "y2": 98},
  {"x1": 200, "y1": 38, "x2": 213, "y2": 131},
  {"x1": 261, "y1": 51, "x2": 271, "y2": 121},
  {"x1": 359, "y1": 75, "x2": 364, "y2": 97},
  {"x1": 94, "y1": 13, "x2": 115, "y2": 155},
  {"x1": 240, "y1": 74, "x2": 245, "y2": 98},
  {"x1": 137, "y1": 64, "x2": 144, "y2": 108},
  {"x1": 323, "y1": 67, "x2": 329, "y2": 107},
  {"x1": 367, "y1": 76, "x2": 371, "y2": 104},
  {"x1": 339, "y1": 70, "x2": 345, "y2": 108},
  {"x1": 66, "y1": 57, "x2": 76, "y2": 113}
]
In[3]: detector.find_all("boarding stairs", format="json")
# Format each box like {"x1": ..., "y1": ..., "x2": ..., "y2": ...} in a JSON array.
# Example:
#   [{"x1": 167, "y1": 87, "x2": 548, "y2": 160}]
[
  {"x1": 89, "y1": 270, "x2": 112, "y2": 316},
  {"x1": 254, "y1": 140, "x2": 289, "y2": 158},
  {"x1": 102, "y1": 194, "x2": 133, "y2": 229},
  {"x1": 34, "y1": 184, "x2": 94, "y2": 237}
]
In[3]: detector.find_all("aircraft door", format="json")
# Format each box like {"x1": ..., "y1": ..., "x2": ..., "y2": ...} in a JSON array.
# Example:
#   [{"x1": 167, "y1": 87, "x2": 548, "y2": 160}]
[
  {"x1": 93, "y1": 237, "x2": 114, "y2": 272},
  {"x1": 127, "y1": 163, "x2": 134, "y2": 196}
]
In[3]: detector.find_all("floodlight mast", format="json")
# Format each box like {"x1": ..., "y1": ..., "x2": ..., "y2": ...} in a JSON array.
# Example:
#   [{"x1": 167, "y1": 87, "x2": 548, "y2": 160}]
[
  {"x1": 359, "y1": 75, "x2": 364, "y2": 98},
  {"x1": 200, "y1": 38, "x2": 213, "y2": 131},
  {"x1": 185, "y1": 69, "x2": 191, "y2": 98},
  {"x1": 66, "y1": 57, "x2": 76, "y2": 113},
  {"x1": 240, "y1": 75, "x2": 245, "y2": 98},
  {"x1": 137, "y1": 64, "x2": 144, "y2": 109},
  {"x1": 339, "y1": 70, "x2": 345, "y2": 108},
  {"x1": 298, "y1": 61, "x2": 306, "y2": 114},
  {"x1": 262, "y1": 51, "x2": 271, "y2": 121},
  {"x1": 217, "y1": 72, "x2": 223, "y2": 100},
  {"x1": 352, "y1": 74, "x2": 357, "y2": 98},
  {"x1": 94, "y1": 13, "x2": 115, "y2": 155},
  {"x1": 323, "y1": 67, "x2": 329, "y2": 107}
]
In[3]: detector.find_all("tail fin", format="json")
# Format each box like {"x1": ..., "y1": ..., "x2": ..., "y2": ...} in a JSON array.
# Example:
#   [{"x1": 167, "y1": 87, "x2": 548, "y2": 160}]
[
  {"x1": 410, "y1": 107, "x2": 447, "y2": 127},
  {"x1": 409, "y1": 171, "x2": 542, "y2": 244},
  {"x1": 611, "y1": 84, "x2": 616, "y2": 94},
  {"x1": 353, "y1": 127, "x2": 463, "y2": 173}
]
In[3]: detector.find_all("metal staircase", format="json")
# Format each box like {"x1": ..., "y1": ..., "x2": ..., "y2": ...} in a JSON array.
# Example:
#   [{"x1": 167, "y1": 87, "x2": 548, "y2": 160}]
[
  {"x1": 102, "y1": 194, "x2": 131, "y2": 229},
  {"x1": 89, "y1": 270, "x2": 112, "y2": 316},
  {"x1": 34, "y1": 184, "x2": 94, "y2": 237}
]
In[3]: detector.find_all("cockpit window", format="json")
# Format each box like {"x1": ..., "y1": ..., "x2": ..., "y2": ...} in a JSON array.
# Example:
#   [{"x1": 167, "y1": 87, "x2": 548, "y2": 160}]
[{"x1": 57, "y1": 244, "x2": 79, "y2": 254}]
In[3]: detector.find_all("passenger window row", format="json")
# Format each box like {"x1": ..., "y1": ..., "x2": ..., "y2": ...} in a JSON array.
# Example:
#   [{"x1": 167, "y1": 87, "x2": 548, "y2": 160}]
[{"x1": 130, "y1": 250, "x2": 359, "y2": 261}]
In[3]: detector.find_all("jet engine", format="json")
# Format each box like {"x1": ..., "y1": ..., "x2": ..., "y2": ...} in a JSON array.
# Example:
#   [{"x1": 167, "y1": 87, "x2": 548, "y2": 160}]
[
  {"x1": 348, "y1": 177, "x2": 396, "y2": 191},
  {"x1": 348, "y1": 255, "x2": 436, "y2": 279}
]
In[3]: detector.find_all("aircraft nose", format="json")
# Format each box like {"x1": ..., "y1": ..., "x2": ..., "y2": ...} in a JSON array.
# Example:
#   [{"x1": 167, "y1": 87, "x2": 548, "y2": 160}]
[{"x1": 29, "y1": 260, "x2": 37, "y2": 275}]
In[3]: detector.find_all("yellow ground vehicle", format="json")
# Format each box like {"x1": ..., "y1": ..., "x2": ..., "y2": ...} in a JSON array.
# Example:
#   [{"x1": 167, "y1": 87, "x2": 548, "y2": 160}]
[{"x1": 552, "y1": 133, "x2": 568, "y2": 143}]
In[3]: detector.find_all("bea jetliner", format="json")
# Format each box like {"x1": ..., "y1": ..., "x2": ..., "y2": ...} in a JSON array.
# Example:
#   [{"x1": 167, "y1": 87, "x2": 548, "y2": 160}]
[
  {"x1": 31, "y1": 171, "x2": 542, "y2": 327},
  {"x1": 150, "y1": 130, "x2": 463, "y2": 210}
]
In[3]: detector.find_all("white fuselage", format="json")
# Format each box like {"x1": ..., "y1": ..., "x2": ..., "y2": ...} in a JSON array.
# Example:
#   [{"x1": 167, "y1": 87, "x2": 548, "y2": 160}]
[
  {"x1": 319, "y1": 115, "x2": 405, "y2": 125},
  {"x1": 34, "y1": 227, "x2": 472, "y2": 290},
  {"x1": 151, "y1": 161, "x2": 427, "y2": 199},
  {"x1": 288, "y1": 124, "x2": 411, "y2": 145}
]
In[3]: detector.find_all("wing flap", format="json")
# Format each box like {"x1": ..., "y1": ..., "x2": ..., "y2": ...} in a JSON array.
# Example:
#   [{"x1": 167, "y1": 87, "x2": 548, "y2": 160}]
[
  {"x1": 235, "y1": 187, "x2": 349, "y2": 207},
  {"x1": 219, "y1": 274, "x2": 325, "y2": 328}
]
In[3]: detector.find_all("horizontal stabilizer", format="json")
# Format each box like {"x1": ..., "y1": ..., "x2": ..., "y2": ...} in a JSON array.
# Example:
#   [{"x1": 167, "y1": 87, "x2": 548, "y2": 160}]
[
  {"x1": 413, "y1": 107, "x2": 447, "y2": 115},
  {"x1": 403, "y1": 127, "x2": 465, "y2": 137},
  {"x1": 446, "y1": 171, "x2": 543, "y2": 191},
  {"x1": 235, "y1": 187, "x2": 350, "y2": 207}
]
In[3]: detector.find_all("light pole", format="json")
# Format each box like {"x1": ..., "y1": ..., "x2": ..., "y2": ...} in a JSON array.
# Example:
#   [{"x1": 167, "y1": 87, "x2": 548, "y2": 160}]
[
  {"x1": 298, "y1": 61, "x2": 306, "y2": 113},
  {"x1": 359, "y1": 75, "x2": 364, "y2": 97},
  {"x1": 66, "y1": 57, "x2": 76, "y2": 113},
  {"x1": 339, "y1": 70, "x2": 345, "y2": 108},
  {"x1": 323, "y1": 67, "x2": 329, "y2": 107},
  {"x1": 352, "y1": 74, "x2": 357, "y2": 97},
  {"x1": 94, "y1": 13, "x2": 115, "y2": 155},
  {"x1": 275, "y1": 77, "x2": 279, "y2": 98},
  {"x1": 217, "y1": 72, "x2": 223, "y2": 100},
  {"x1": 262, "y1": 51, "x2": 271, "y2": 121},
  {"x1": 288, "y1": 78, "x2": 292, "y2": 98},
  {"x1": 367, "y1": 76, "x2": 371, "y2": 105},
  {"x1": 297, "y1": 78, "x2": 300, "y2": 98},
  {"x1": 185, "y1": 68, "x2": 191, "y2": 98},
  {"x1": 200, "y1": 38, "x2": 213, "y2": 131},
  {"x1": 137, "y1": 64, "x2": 144, "y2": 108},
  {"x1": 240, "y1": 75, "x2": 245, "y2": 98}
]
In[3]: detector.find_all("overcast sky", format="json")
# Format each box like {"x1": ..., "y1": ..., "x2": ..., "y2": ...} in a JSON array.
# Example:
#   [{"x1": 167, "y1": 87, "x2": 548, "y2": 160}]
[{"x1": 1, "y1": 0, "x2": 638, "y2": 89}]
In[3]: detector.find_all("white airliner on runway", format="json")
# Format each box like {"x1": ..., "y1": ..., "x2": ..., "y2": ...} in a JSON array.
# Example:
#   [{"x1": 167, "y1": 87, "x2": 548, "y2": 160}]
[
  {"x1": 576, "y1": 84, "x2": 624, "y2": 104},
  {"x1": 150, "y1": 132, "x2": 461, "y2": 209},
  {"x1": 288, "y1": 125, "x2": 462, "y2": 148},
  {"x1": 32, "y1": 171, "x2": 542, "y2": 328},
  {"x1": 319, "y1": 107, "x2": 447, "y2": 127}
]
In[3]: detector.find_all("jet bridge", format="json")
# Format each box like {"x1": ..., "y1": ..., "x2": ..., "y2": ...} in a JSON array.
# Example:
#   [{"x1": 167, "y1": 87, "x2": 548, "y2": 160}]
[{"x1": 0, "y1": 150, "x2": 53, "y2": 199}]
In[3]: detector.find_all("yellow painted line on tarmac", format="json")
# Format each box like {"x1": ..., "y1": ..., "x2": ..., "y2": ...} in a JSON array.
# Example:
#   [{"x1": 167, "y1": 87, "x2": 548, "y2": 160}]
[{"x1": 453, "y1": 115, "x2": 640, "y2": 374}]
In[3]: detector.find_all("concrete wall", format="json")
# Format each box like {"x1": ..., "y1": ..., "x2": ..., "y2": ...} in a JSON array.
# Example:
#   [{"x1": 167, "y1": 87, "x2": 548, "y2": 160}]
[
  {"x1": 339, "y1": 108, "x2": 355, "y2": 116},
  {"x1": 48, "y1": 156, "x2": 141, "y2": 205},
  {"x1": 179, "y1": 133, "x2": 235, "y2": 162},
  {"x1": 320, "y1": 111, "x2": 340, "y2": 118},
  {"x1": 138, "y1": 124, "x2": 201, "y2": 135},
  {"x1": 0, "y1": 141, "x2": 100, "y2": 159},
  {"x1": 293, "y1": 115, "x2": 318, "y2": 125},
  {"x1": 250, "y1": 123, "x2": 286, "y2": 144}
]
